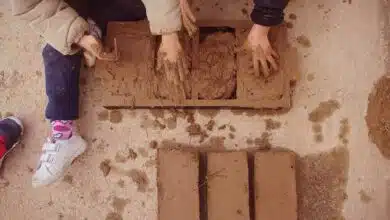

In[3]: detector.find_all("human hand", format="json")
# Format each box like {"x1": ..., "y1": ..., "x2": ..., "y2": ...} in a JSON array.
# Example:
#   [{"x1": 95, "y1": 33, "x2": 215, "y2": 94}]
[
  {"x1": 246, "y1": 24, "x2": 279, "y2": 77},
  {"x1": 157, "y1": 32, "x2": 189, "y2": 86},
  {"x1": 179, "y1": 0, "x2": 198, "y2": 37},
  {"x1": 77, "y1": 35, "x2": 118, "y2": 66}
]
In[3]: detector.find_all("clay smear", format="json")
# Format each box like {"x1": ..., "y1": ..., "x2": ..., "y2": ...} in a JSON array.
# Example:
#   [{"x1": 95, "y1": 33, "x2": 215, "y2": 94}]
[
  {"x1": 191, "y1": 32, "x2": 237, "y2": 99},
  {"x1": 365, "y1": 76, "x2": 390, "y2": 159}
]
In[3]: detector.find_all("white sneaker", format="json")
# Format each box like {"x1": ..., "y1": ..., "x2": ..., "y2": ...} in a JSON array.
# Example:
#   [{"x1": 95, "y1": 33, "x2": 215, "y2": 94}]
[{"x1": 32, "y1": 135, "x2": 87, "y2": 188}]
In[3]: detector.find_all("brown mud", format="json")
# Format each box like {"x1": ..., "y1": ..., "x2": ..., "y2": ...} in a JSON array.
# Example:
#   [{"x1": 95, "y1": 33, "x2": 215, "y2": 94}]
[
  {"x1": 366, "y1": 76, "x2": 390, "y2": 159},
  {"x1": 297, "y1": 146, "x2": 349, "y2": 220}
]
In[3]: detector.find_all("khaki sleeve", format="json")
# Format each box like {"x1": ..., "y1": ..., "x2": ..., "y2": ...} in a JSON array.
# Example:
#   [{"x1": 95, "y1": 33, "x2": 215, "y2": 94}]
[
  {"x1": 141, "y1": 0, "x2": 182, "y2": 35},
  {"x1": 11, "y1": 0, "x2": 88, "y2": 55}
]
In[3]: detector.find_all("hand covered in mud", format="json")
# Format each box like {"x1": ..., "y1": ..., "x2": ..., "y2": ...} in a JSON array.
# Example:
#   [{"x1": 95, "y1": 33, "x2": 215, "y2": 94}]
[
  {"x1": 247, "y1": 24, "x2": 279, "y2": 77},
  {"x1": 179, "y1": 0, "x2": 198, "y2": 37},
  {"x1": 157, "y1": 32, "x2": 189, "y2": 86},
  {"x1": 77, "y1": 35, "x2": 118, "y2": 66}
]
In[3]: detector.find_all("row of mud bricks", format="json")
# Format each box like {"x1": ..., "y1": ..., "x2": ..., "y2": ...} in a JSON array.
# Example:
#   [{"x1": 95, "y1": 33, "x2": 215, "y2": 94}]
[{"x1": 158, "y1": 149, "x2": 297, "y2": 220}]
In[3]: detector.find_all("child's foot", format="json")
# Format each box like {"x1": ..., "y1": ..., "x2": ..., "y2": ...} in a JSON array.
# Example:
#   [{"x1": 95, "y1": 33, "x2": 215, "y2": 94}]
[
  {"x1": 32, "y1": 121, "x2": 86, "y2": 188},
  {"x1": 0, "y1": 117, "x2": 23, "y2": 167}
]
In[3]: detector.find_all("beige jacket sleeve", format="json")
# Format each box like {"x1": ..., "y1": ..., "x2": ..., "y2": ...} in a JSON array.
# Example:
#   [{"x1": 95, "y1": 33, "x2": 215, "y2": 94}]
[
  {"x1": 11, "y1": 0, "x2": 89, "y2": 55},
  {"x1": 141, "y1": 0, "x2": 182, "y2": 35}
]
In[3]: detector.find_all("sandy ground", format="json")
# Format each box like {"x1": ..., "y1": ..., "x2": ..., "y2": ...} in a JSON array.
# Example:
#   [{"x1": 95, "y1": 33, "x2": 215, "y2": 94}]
[{"x1": 0, "y1": 0, "x2": 390, "y2": 219}]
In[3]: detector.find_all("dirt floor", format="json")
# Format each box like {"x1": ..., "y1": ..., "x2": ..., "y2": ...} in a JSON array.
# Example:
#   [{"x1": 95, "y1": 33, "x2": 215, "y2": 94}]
[{"x1": 1, "y1": 0, "x2": 390, "y2": 220}]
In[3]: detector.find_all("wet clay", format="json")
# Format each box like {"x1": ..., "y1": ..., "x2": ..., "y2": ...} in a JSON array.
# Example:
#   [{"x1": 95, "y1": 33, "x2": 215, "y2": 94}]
[
  {"x1": 365, "y1": 76, "x2": 390, "y2": 159},
  {"x1": 112, "y1": 197, "x2": 130, "y2": 214},
  {"x1": 264, "y1": 119, "x2": 281, "y2": 130},
  {"x1": 339, "y1": 118, "x2": 350, "y2": 145},
  {"x1": 106, "y1": 212, "x2": 122, "y2": 220},
  {"x1": 359, "y1": 190, "x2": 372, "y2": 203},
  {"x1": 191, "y1": 32, "x2": 237, "y2": 99},
  {"x1": 109, "y1": 110, "x2": 123, "y2": 123},
  {"x1": 100, "y1": 160, "x2": 111, "y2": 177},
  {"x1": 309, "y1": 100, "x2": 340, "y2": 123},
  {"x1": 297, "y1": 146, "x2": 349, "y2": 220},
  {"x1": 127, "y1": 169, "x2": 149, "y2": 192}
]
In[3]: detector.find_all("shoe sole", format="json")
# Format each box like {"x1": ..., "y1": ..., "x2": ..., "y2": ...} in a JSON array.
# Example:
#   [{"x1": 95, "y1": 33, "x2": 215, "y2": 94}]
[{"x1": 0, "y1": 117, "x2": 24, "y2": 168}]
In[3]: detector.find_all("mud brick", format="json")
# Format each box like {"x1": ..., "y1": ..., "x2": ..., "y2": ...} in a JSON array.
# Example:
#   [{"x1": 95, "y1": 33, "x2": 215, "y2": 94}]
[
  {"x1": 191, "y1": 0, "x2": 253, "y2": 27},
  {"x1": 99, "y1": 21, "x2": 156, "y2": 106},
  {"x1": 157, "y1": 149, "x2": 200, "y2": 220},
  {"x1": 254, "y1": 151, "x2": 297, "y2": 220},
  {"x1": 207, "y1": 152, "x2": 250, "y2": 220}
]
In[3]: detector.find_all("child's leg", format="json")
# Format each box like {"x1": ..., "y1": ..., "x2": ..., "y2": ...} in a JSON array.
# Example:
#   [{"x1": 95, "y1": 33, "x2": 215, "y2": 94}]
[
  {"x1": 43, "y1": 44, "x2": 81, "y2": 140},
  {"x1": 32, "y1": 44, "x2": 86, "y2": 188}
]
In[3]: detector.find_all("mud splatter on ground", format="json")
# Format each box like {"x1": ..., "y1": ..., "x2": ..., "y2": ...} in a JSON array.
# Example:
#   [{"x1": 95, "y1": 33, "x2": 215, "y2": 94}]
[
  {"x1": 112, "y1": 197, "x2": 130, "y2": 214},
  {"x1": 186, "y1": 123, "x2": 209, "y2": 143},
  {"x1": 229, "y1": 133, "x2": 235, "y2": 139},
  {"x1": 312, "y1": 123, "x2": 323, "y2": 143},
  {"x1": 339, "y1": 118, "x2": 350, "y2": 145},
  {"x1": 197, "y1": 109, "x2": 220, "y2": 118},
  {"x1": 127, "y1": 169, "x2": 149, "y2": 192},
  {"x1": 205, "y1": 120, "x2": 215, "y2": 131},
  {"x1": 149, "y1": 109, "x2": 165, "y2": 118},
  {"x1": 307, "y1": 73, "x2": 315, "y2": 81},
  {"x1": 115, "y1": 147, "x2": 137, "y2": 163},
  {"x1": 218, "y1": 124, "x2": 227, "y2": 130},
  {"x1": 309, "y1": 100, "x2": 341, "y2": 123},
  {"x1": 117, "y1": 179, "x2": 125, "y2": 188},
  {"x1": 254, "y1": 132, "x2": 272, "y2": 150},
  {"x1": 365, "y1": 76, "x2": 390, "y2": 159},
  {"x1": 359, "y1": 190, "x2": 372, "y2": 203},
  {"x1": 99, "y1": 160, "x2": 111, "y2": 177},
  {"x1": 144, "y1": 159, "x2": 157, "y2": 168},
  {"x1": 297, "y1": 35, "x2": 312, "y2": 48},
  {"x1": 105, "y1": 212, "x2": 122, "y2": 220},
  {"x1": 246, "y1": 138, "x2": 254, "y2": 145},
  {"x1": 286, "y1": 22, "x2": 294, "y2": 29},
  {"x1": 165, "y1": 116, "x2": 177, "y2": 129},
  {"x1": 297, "y1": 146, "x2": 349, "y2": 220},
  {"x1": 264, "y1": 118, "x2": 281, "y2": 130},
  {"x1": 109, "y1": 110, "x2": 123, "y2": 123},
  {"x1": 138, "y1": 148, "x2": 148, "y2": 158},
  {"x1": 97, "y1": 110, "x2": 109, "y2": 121},
  {"x1": 63, "y1": 175, "x2": 73, "y2": 184},
  {"x1": 289, "y1": 13, "x2": 297, "y2": 20},
  {"x1": 149, "y1": 140, "x2": 158, "y2": 149},
  {"x1": 229, "y1": 125, "x2": 236, "y2": 132}
]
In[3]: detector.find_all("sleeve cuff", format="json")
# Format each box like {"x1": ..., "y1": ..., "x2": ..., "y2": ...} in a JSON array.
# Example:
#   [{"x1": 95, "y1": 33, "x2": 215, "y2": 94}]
[{"x1": 251, "y1": 7, "x2": 284, "y2": 26}]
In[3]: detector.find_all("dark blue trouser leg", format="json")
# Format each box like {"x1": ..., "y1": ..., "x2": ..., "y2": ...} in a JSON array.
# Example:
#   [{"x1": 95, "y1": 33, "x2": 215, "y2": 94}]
[
  {"x1": 42, "y1": 0, "x2": 146, "y2": 121},
  {"x1": 43, "y1": 44, "x2": 82, "y2": 121}
]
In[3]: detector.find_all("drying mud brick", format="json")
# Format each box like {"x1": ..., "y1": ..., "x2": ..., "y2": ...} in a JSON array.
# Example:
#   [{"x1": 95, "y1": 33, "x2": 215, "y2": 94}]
[
  {"x1": 157, "y1": 149, "x2": 200, "y2": 220},
  {"x1": 254, "y1": 151, "x2": 297, "y2": 220},
  {"x1": 191, "y1": 0, "x2": 253, "y2": 27},
  {"x1": 207, "y1": 152, "x2": 250, "y2": 220},
  {"x1": 191, "y1": 31, "x2": 237, "y2": 99}
]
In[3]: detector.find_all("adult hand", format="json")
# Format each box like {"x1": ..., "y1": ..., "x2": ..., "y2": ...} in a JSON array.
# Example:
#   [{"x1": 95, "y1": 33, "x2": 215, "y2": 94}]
[
  {"x1": 77, "y1": 35, "x2": 118, "y2": 66},
  {"x1": 247, "y1": 24, "x2": 279, "y2": 77},
  {"x1": 157, "y1": 32, "x2": 189, "y2": 86},
  {"x1": 179, "y1": 0, "x2": 197, "y2": 37}
]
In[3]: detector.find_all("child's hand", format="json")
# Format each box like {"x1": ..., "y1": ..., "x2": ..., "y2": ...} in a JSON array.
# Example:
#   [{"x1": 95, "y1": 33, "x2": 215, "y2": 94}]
[
  {"x1": 77, "y1": 35, "x2": 118, "y2": 62},
  {"x1": 157, "y1": 32, "x2": 189, "y2": 86},
  {"x1": 180, "y1": 0, "x2": 197, "y2": 37},
  {"x1": 246, "y1": 24, "x2": 279, "y2": 77}
]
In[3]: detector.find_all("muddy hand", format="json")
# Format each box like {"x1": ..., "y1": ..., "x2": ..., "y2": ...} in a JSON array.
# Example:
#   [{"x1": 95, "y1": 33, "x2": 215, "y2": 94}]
[
  {"x1": 157, "y1": 33, "x2": 189, "y2": 85},
  {"x1": 180, "y1": 0, "x2": 198, "y2": 37},
  {"x1": 247, "y1": 24, "x2": 279, "y2": 78},
  {"x1": 77, "y1": 35, "x2": 119, "y2": 62}
]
